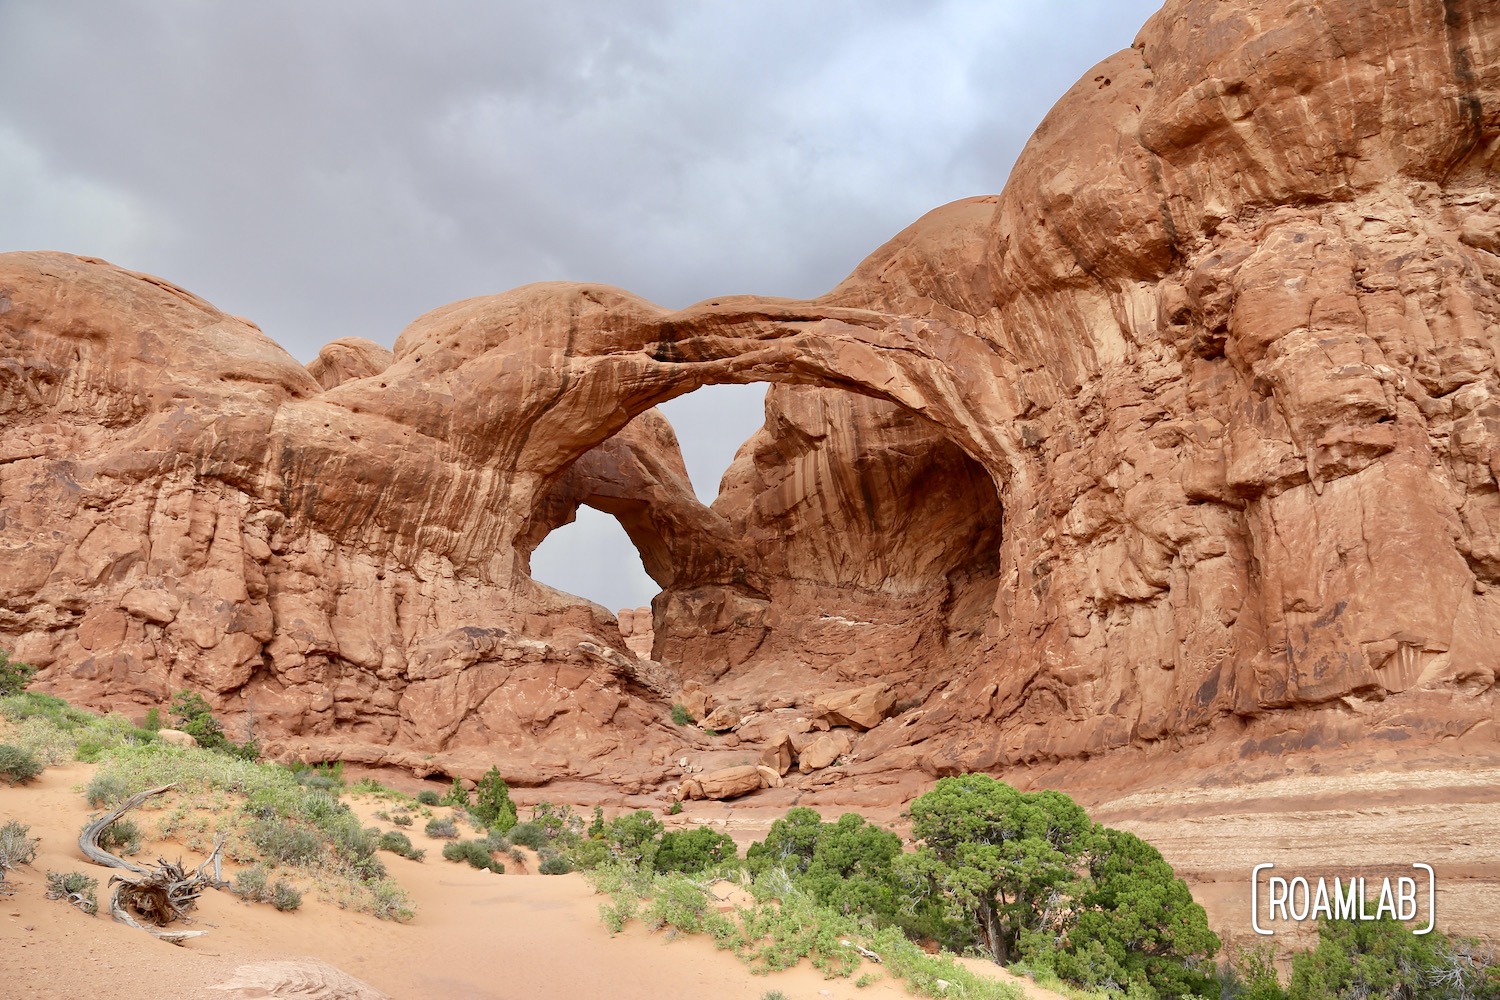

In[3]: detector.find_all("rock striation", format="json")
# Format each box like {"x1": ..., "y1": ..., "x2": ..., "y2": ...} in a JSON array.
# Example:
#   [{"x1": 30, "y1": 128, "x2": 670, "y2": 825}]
[{"x1": 2, "y1": 0, "x2": 1499, "y2": 788}]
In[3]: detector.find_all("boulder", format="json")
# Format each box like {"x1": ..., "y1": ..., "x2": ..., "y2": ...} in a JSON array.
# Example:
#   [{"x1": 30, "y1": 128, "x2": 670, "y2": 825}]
[
  {"x1": 798, "y1": 731, "x2": 853, "y2": 773},
  {"x1": 677, "y1": 764, "x2": 769, "y2": 801},
  {"x1": 759, "y1": 731, "x2": 796, "y2": 776},
  {"x1": 701, "y1": 705, "x2": 741, "y2": 731},
  {"x1": 813, "y1": 683, "x2": 896, "y2": 731}
]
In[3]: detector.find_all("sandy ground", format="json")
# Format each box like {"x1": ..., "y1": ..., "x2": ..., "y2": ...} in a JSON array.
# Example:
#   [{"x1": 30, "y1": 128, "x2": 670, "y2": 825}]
[
  {"x1": 3, "y1": 733, "x2": 1496, "y2": 998},
  {"x1": 0, "y1": 761, "x2": 1034, "y2": 1000}
]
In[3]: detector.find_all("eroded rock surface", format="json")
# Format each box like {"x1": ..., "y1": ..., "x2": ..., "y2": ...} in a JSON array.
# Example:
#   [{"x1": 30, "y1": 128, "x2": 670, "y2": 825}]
[{"x1": 3, "y1": 0, "x2": 1499, "y2": 789}]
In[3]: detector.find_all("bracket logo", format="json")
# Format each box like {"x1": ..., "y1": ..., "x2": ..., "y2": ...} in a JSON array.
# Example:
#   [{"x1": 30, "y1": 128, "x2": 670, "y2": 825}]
[{"x1": 1251, "y1": 863, "x2": 1435, "y2": 936}]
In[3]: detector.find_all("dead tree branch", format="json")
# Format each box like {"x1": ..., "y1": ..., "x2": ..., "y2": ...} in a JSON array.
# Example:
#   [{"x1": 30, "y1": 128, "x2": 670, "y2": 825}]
[{"x1": 79, "y1": 782, "x2": 227, "y2": 944}]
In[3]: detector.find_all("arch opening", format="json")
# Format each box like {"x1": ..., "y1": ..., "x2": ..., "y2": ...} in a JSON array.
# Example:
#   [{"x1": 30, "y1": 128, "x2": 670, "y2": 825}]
[
  {"x1": 520, "y1": 377, "x2": 1004, "y2": 707},
  {"x1": 529, "y1": 505, "x2": 658, "y2": 612}
]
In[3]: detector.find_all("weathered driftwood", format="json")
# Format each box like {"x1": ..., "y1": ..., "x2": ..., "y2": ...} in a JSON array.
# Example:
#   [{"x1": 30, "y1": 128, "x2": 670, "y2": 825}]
[
  {"x1": 840, "y1": 939, "x2": 883, "y2": 963},
  {"x1": 79, "y1": 782, "x2": 226, "y2": 944}
]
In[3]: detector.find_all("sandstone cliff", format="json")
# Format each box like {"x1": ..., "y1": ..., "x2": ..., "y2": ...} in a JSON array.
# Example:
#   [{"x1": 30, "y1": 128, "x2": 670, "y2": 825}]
[{"x1": 2, "y1": 0, "x2": 1498, "y2": 789}]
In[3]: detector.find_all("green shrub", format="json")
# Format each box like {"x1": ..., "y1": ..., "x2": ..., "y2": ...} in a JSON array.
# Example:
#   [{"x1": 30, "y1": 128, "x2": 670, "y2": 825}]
[
  {"x1": 377, "y1": 830, "x2": 425, "y2": 862},
  {"x1": 0, "y1": 819, "x2": 39, "y2": 874},
  {"x1": 539, "y1": 855, "x2": 573, "y2": 875},
  {"x1": 425, "y1": 817, "x2": 458, "y2": 839},
  {"x1": 45, "y1": 870, "x2": 99, "y2": 915},
  {"x1": 442, "y1": 839, "x2": 503, "y2": 873},
  {"x1": 901, "y1": 774, "x2": 1218, "y2": 996},
  {"x1": 439, "y1": 777, "x2": 470, "y2": 809},
  {"x1": 0, "y1": 690, "x2": 94, "y2": 729},
  {"x1": 0, "y1": 650, "x2": 35, "y2": 697},
  {"x1": 670, "y1": 703, "x2": 692, "y2": 726},
  {"x1": 1282, "y1": 916, "x2": 1496, "y2": 1000},
  {"x1": 234, "y1": 863, "x2": 303, "y2": 912},
  {"x1": 0, "y1": 744, "x2": 42, "y2": 784},
  {"x1": 471, "y1": 766, "x2": 518, "y2": 833},
  {"x1": 249, "y1": 816, "x2": 324, "y2": 866},
  {"x1": 391, "y1": 812, "x2": 412, "y2": 827},
  {"x1": 85, "y1": 772, "x2": 130, "y2": 809},
  {"x1": 604, "y1": 810, "x2": 664, "y2": 867},
  {"x1": 867, "y1": 926, "x2": 1024, "y2": 1000},
  {"x1": 234, "y1": 863, "x2": 272, "y2": 901},
  {"x1": 364, "y1": 878, "x2": 414, "y2": 921},
  {"x1": 271, "y1": 880, "x2": 303, "y2": 912},
  {"x1": 416, "y1": 790, "x2": 441, "y2": 806},
  {"x1": 169, "y1": 690, "x2": 258, "y2": 761},
  {"x1": 99, "y1": 818, "x2": 142, "y2": 856},
  {"x1": 565, "y1": 837, "x2": 612, "y2": 871},
  {"x1": 643, "y1": 873, "x2": 715, "y2": 933},
  {"x1": 655, "y1": 825, "x2": 737, "y2": 874},
  {"x1": 508, "y1": 821, "x2": 547, "y2": 850},
  {"x1": 529, "y1": 801, "x2": 584, "y2": 841},
  {"x1": 10, "y1": 716, "x2": 77, "y2": 764}
]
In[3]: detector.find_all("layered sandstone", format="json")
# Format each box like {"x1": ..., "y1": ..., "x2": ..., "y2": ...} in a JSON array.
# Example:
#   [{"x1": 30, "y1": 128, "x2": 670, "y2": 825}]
[{"x1": 2, "y1": 0, "x2": 1498, "y2": 790}]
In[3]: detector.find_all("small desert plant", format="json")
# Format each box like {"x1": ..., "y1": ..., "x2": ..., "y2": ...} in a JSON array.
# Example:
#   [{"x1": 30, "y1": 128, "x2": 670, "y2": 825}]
[
  {"x1": 670, "y1": 703, "x2": 692, "y2": 726},
  {"x1": 365, "y1": 878, "x2": 414, "y2": 921},
  {"x1": 425, "y1": 816, "x2": 458, "y2": 839},
  {"x1": 271, "y1": 880, "x2": 303, "y2": 911},
  {"x1": 234, "y1": 863, "x2": 271, "y2": 900},
  {"x1": 233, "y1": 863, "x2": 302, "y2": 911},
  {"x1": 508, "y1": 821, "x2": 547, "y2": 850},
  {"x1": 668, "y1": 800, "x2": 683, "y2": 815},
  {"x1": 0, "y1": 819, "x2": 40, "y2": 883},
  {"x1": 539, "y1": 855, "x2": 573, "y2": 875},
  {"x1": 169, "y1": 690, "x2": 258, "y2": 761},
  {"x1": 373, "y1": 810, "x2": 392, "y2": 822},
  {"x1": 0, "y1": 650, "x2": 35, "y2": 697},
  {"x1": 439, "y1": 777, "x2": 469, "y2": 809},
  {"x1": 377, "y1": 830, "x2": 425, "y2": 862},
  {"x1": 84, "y1": 772, "x2": 130, "y2": 808},
  {"x1": 10, "y1": 716, "x2": 77, "y2": 764},
  {"x1": 442, "y1": 839, "x2": 504, "y2": 873},
  {"x1": 416, "y1": 789, "x2": 441, "y2": 806},
  {"x1": 45, "y1": 870, "x2": 99, "y2": 914},
  {"x1": 249, "y1": 816, "x2": 324, "y2": 865},
  {"x1": 391, "y1": 812, "x2": 412, "y2": 827},
  {"x1": 99, "y1": 818, "x2": 142, "y2": 856},
  {"x1": 0, "y1": 743, "x2": 42, "y2": 784}
]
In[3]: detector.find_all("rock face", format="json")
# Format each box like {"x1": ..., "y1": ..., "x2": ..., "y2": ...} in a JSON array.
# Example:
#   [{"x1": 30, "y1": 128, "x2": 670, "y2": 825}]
[
  {"x1": 616, "y1": 607, "x2": 654, "y2": 659},
  {"x1": 3, "y1": 0, "x2": 1499, "y2": 786}
]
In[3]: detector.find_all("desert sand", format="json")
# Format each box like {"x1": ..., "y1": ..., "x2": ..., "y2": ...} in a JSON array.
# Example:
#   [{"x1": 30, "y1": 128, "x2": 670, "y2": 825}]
[
  {"x1": 3, "y1": 730, "x2": 1496, "y2": 998},
  {"x1": 0, "y1": 760, "x2": 1040, "y2": 1000}
]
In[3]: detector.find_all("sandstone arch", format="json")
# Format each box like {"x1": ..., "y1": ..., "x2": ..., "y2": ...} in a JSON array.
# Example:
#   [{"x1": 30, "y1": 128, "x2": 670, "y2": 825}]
[{"x1": 5, "y1": 0, "x2": 1500, "y2": 789}]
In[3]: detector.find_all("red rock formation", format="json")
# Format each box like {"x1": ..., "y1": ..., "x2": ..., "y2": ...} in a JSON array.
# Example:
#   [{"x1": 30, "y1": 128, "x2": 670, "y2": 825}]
[
  {"x1": 2, "y1": 0, "x2": 1498, "y2": 791},
  {"x1": 615, "y1": 607, "x2": 655, "y2": 659}
]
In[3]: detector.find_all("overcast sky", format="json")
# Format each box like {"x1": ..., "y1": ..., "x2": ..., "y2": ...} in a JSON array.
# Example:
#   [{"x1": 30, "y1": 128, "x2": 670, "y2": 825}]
[{"x1": 1, "y1": 0, "x2": 1162, "y2": 613}]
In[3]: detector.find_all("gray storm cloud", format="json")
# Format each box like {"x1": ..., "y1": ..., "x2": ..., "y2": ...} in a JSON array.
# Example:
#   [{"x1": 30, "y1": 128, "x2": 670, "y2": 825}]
[{"x1": 0, "y1": 0, "x2": 1163, "y2": 611}]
